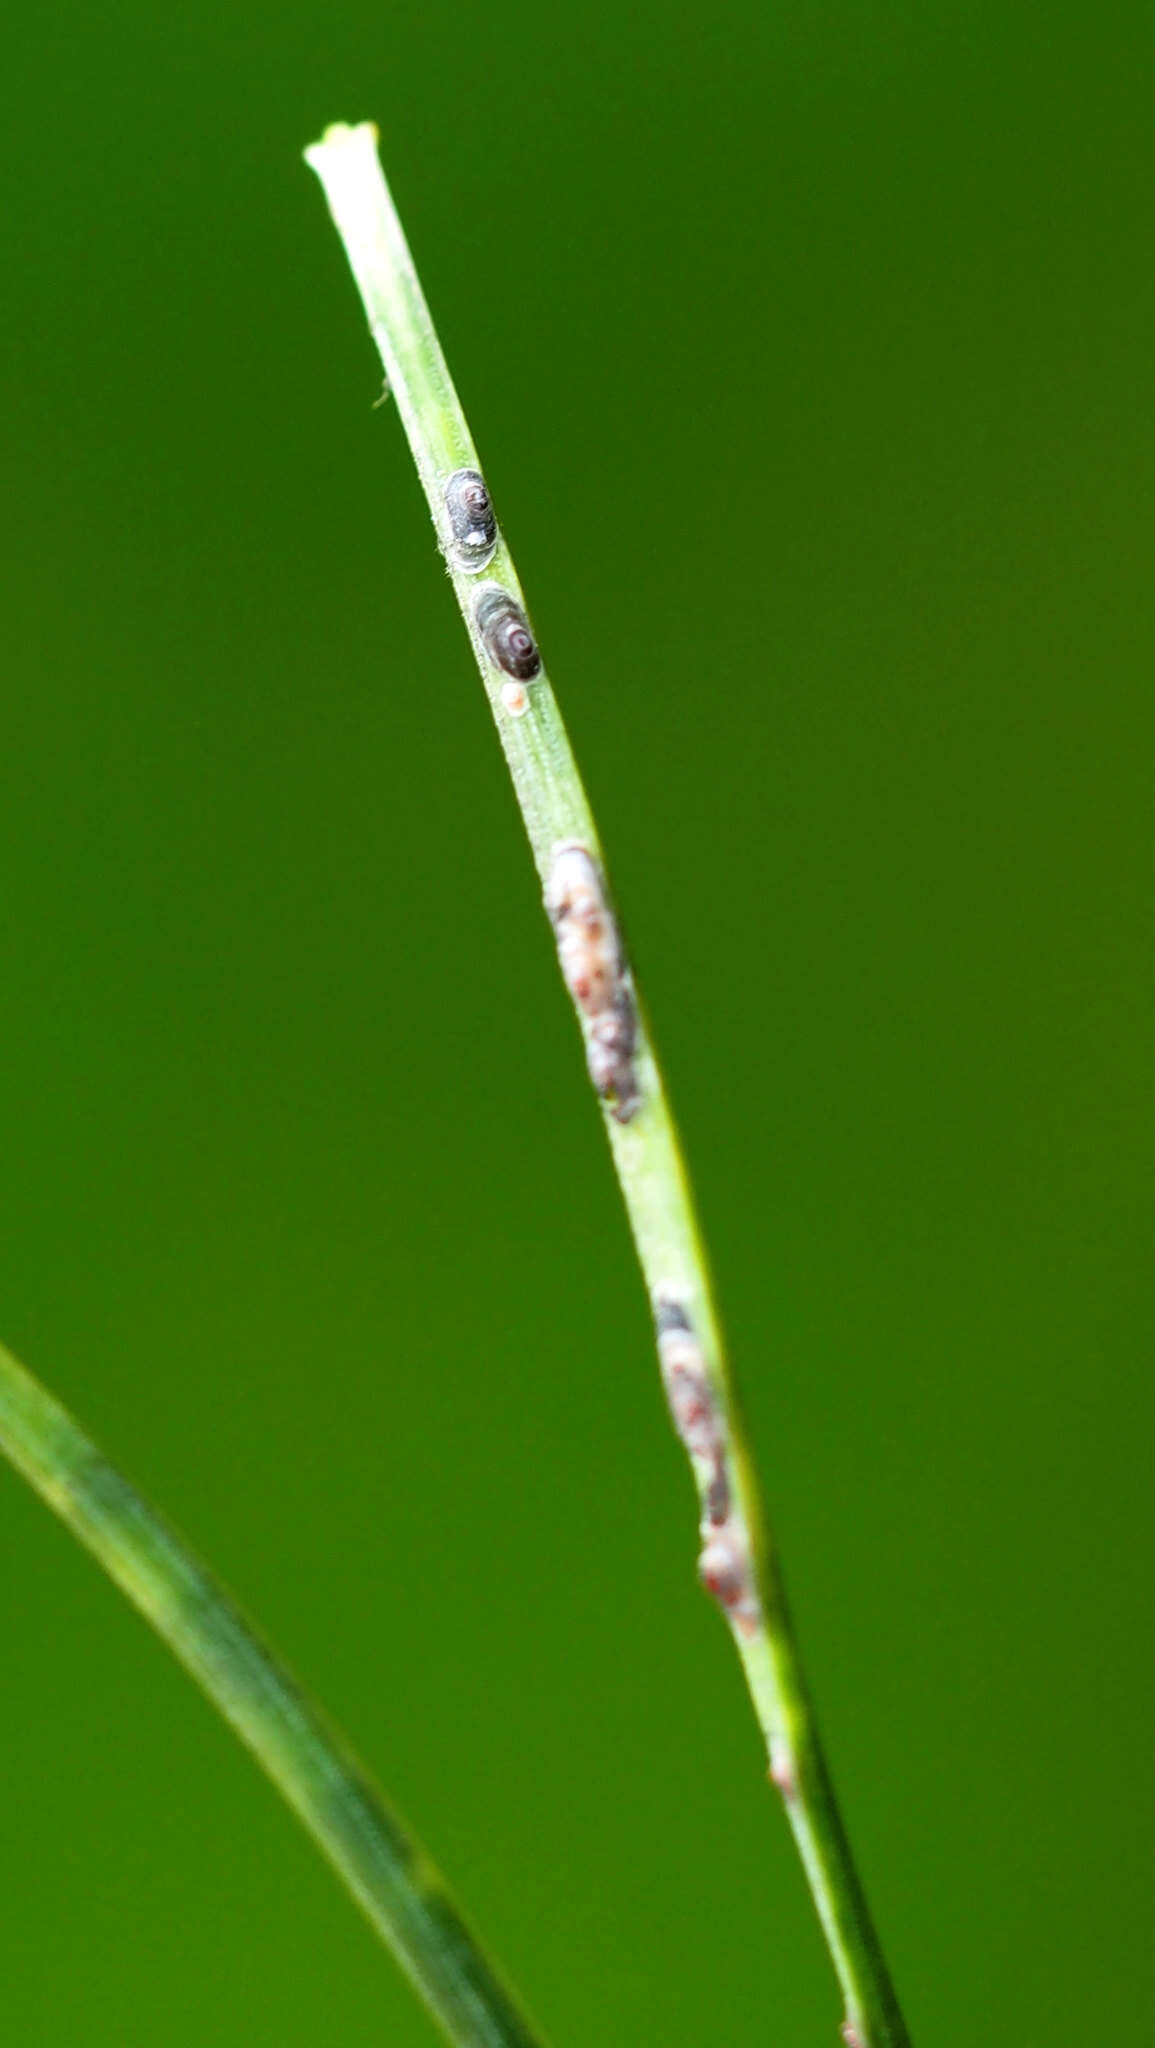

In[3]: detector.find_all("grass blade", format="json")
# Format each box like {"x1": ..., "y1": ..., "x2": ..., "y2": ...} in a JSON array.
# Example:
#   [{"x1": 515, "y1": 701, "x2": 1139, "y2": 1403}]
[
  {"x1": 305, "y1": 120, "x2": 911, "y2": 2048},
  {"x1": 0, "y1": 1336, "x2": 546, "y2": 2048}
]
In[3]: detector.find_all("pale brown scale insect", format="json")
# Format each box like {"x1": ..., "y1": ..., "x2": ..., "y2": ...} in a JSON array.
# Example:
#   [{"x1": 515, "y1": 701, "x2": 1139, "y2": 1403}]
[
  {"x1": 653, "y1": 1296, "x2": 729, "y2": 1523},
  {"x1": 655, "y1": 1312, "x2": 720, "y2": 1466},
  {"x1": 547, "y1": 845, "x2": 619, "y2": 1015},
  {"x1": 587, "y1": 1000, "x2": 639, "y2": 1121},
  {"x1": 546, "y1": 844, "x2": 640, "y2": 1122}
]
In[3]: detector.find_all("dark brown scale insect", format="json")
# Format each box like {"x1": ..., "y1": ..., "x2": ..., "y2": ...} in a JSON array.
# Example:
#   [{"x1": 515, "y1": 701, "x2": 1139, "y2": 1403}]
[
  {"x1": 444, "y1": 468, "x2": 497, "y2": 571},
  {"x1": 475, "y1": 588, "x2": 541, "y2": 681}
]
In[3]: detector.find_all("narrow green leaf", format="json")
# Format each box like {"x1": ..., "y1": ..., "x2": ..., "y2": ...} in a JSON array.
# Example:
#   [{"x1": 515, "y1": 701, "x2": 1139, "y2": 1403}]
[
  {"x1": 0, "y1": 1337, "x2": 546, "y2": 2048},
  {"x1": 304, "y1": 119, "x2": 911, "y2": 2048}
]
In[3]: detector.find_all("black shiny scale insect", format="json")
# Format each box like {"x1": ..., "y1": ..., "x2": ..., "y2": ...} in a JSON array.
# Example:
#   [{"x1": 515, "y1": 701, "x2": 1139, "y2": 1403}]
[
  {"x1": 443, "y1": 468, "x2": 497, "y2": 570},
  {"x1": 475, "y1": 588, "x2": 541, "y2": 681}
]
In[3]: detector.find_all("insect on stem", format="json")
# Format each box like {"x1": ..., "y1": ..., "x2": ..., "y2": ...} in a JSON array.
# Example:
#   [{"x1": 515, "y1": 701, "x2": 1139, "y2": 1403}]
[{"x1": 305, "y1": 119, "x2": 914, "y2": 2048}]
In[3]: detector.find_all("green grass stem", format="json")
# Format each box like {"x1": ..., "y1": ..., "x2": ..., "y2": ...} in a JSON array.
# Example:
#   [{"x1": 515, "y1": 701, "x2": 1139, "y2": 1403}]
[
  {"x1": 0, "y1": 1336, "x2": 545, "y2": 2048},
  {"x1": 305, "y1": 120, "x2": 911, "y2": 2048}
]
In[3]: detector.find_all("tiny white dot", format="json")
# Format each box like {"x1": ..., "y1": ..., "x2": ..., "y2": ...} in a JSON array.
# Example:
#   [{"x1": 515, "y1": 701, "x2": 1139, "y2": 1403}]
[{"x1": 501, "y1": 681, "x2": 528, "y2": 717}]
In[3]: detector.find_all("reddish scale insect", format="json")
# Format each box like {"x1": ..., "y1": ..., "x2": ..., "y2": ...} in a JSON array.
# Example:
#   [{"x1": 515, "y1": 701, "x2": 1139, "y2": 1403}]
[
  {"x1": 698, "y1": 1525, "x2": 760, "y2": 1637},
  {"x1": 698, "y1": 1537, "x2": 746, "y2": 1609}
]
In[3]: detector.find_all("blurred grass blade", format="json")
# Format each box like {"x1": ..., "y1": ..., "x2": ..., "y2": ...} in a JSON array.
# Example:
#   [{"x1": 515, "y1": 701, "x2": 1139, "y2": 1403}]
[{"x1": 0, "y1": 1336, "x2": 545, "y2": 2048}]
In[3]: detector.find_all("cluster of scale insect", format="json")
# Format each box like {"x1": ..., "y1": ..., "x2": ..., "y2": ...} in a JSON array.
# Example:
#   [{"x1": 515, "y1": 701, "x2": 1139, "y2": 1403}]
[
  {"x1": 545, "y1": 843, "x2": 640, "y2": 1123},
  {"x1": 654, "y1": 1297, "x2": 761, "y2": 1638},
  {"x1": 441, "y1": 468, "x2": 543, "y2": 710}
]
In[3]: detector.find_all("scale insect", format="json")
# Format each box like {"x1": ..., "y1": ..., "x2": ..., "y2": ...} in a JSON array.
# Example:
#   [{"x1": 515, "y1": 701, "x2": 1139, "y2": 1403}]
[
  {"x1": 475, "y1": 587, "x2": 541, "y2": 681},
  {"x1": 546, "y1": 842, "x2": 640, "y2": 1122},
  {"x1": 443, "y1": 467, "x2": 497, "y2": 572},
  {"x1": 654, "y1": 1297, "x2": 731, "y2": 1524}
]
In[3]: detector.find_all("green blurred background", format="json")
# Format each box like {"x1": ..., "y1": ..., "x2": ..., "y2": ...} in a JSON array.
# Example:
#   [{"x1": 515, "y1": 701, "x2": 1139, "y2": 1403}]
[{"x1": 2, "y1": 4, "x2": 1152, "y2": 2042}]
